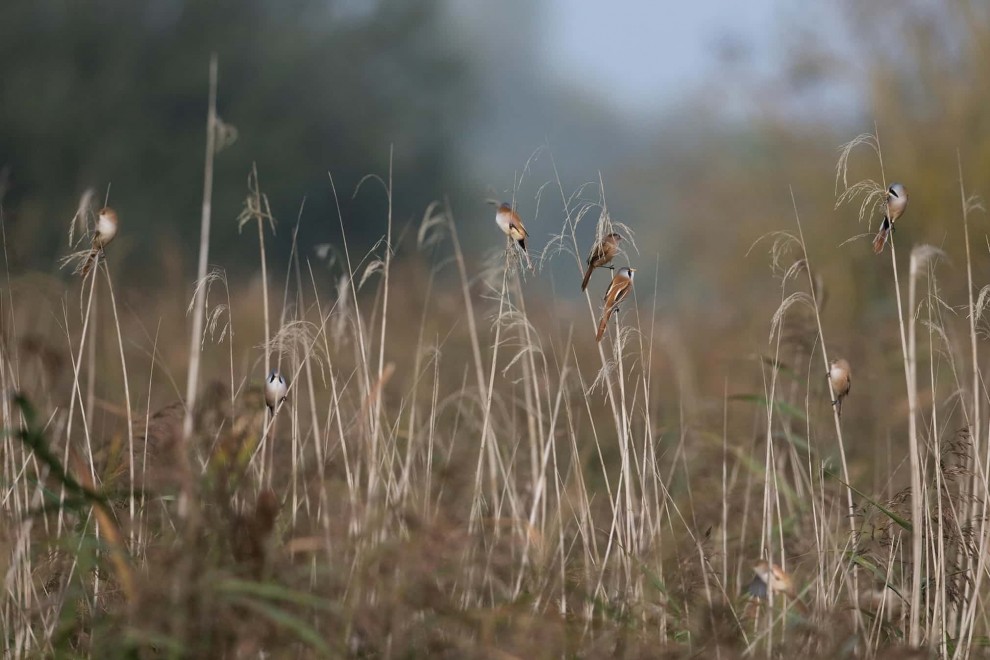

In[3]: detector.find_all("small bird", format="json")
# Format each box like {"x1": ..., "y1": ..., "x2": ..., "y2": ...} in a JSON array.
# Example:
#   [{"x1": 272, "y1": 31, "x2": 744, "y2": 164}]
[
  {"x1": 82, "y1": 207, "x2": 119, "y2": 277},
  {"x1": 492, "y1": 201, "x2": 532, "y2": 268},
  {"x1": 745, "y1": 560, "x2": 797, "y2": 600},
  {"x1": 872, "y1": 183, "x2": 908, "y2": 254},
  {"x1": 596, "y1": 266, "x2": 635, "y2": 342},
  {"x1": 828, "y1": 358, "x2": 851, "y2": 418},
  {"x1": 581, "y1": 233, "x2": 622, "y2": 291},
  {"x1": 264, "y1": 369, "x2": 288, "y2": 412}
]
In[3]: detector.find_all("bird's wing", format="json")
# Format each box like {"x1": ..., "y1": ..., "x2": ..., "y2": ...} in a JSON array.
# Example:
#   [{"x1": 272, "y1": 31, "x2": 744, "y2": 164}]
[{"x1": 613, "y1": 280, "x2": 631, "y2": 305}]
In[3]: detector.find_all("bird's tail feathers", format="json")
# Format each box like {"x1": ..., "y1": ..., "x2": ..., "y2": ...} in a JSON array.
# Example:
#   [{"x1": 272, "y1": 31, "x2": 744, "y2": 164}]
[
  {"x1": 518, "y1": 239, "x2": 534, "y2": 270},
  {"x1": 81, "y1": 249, "x2": 99, "y2": 277},
  {"x1": 581, "y1": 264, "x2": 595, "y2": 291},
  {"x1": 872, "y1": 217, "x2": 890, "y2": 254},
  {"x1": 596, "y1": 310, "x2": 610, "y2": 342}
]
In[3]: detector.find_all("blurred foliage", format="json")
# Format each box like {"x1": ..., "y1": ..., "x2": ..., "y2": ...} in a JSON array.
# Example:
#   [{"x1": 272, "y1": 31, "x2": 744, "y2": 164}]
[
  {"x1": 0, "y1": 0, "x2": 476, "y2": 280},
  {"x1": 2, "y1": 0, "x2": 990, "y2": 475}
]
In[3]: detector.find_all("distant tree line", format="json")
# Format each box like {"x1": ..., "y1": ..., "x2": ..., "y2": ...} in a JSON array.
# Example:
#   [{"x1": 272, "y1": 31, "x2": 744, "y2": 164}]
[{"x1": 0, "y1": 0, "x2": 478, "y2": 279}]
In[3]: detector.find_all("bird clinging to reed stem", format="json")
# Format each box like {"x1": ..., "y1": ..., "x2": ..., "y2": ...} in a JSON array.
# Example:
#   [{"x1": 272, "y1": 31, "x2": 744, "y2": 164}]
[
  {"x1": 581, "y1": 233, "x2": 622, "y2": 291},
  {"x1": 82, "y1": 207, "x2": 119, "y2": 277}
]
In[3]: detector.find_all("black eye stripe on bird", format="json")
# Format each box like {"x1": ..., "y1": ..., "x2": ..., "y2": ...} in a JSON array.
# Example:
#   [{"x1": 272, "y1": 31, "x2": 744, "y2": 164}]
[
  {"x1": 873, "y1": 182, "x2": 908, "y2": 254},
  {"x1": 596, "y1": 266, "x2": 635, "y2": 342},
  {"x1": 265, "y1": 368, "x2": 288, "y2": 412}
]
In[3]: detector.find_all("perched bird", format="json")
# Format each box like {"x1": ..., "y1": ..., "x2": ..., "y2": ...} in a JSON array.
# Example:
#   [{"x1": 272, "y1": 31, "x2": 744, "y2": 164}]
[
  {"x1": 581, "y1": 233, "x2": 622, "y2": 291},
  {"x1": 492, "y1": 201, "x2": 532, "y2": 268},
  {"x1": 596, "y1": 267, "x2": 635, "y2": 342},
  {"x1": 82, "y1": 207, "x2": 119, "y2": 277},
  {"x1": 828, "y1": 358, "x2": 852, "y2": 418},
  {"x1": 264, "y1": 369, "x2": 288, "y2": 412},
  {"x1": 745, "y1": 560, "x2": 797, "y2": 600},
  {"x1": 872, "y1": 183, "x2": 909, "y2": 254}
]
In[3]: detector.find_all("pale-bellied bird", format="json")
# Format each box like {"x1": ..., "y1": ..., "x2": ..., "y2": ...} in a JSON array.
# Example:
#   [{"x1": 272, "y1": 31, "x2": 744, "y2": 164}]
[
  {"x1": 492, "y1": 201, "x2": 532, "y2": 268},
  {"x1": 82, "y1": 207, "x2": 119, "y2": 277},
  {"x1": 872, "y1": 183, "x2": 908, "y2": 254},
  {"x1": 829, "y1": 358, "x2": 851, "y2": 418},
  {"x1": 745, "y1": 560, "x2": 796, "y2": 600},
  {"x1": 581, "y1": 233, "x2": 622, "y2": 291},
  {"x1": 264, "y1": 369, "x2": 288, "y2": 412},
  {"x1": 596, "y1": 266, "x2": 635, "y2": 342}
]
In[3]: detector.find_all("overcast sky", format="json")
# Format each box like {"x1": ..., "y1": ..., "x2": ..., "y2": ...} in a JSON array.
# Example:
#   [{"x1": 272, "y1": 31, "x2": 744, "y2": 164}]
[
  {"x1": 448, "y1": 0, "x2": 856, "y2": 122},
  {"x1": 543, "y1": 0, "x2": 779, "y2": 112}
]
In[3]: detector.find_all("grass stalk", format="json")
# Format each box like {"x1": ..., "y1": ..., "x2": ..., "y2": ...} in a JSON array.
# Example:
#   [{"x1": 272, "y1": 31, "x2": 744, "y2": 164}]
[
  {"x1": 183, "y1": 54, "x2": 218, "y2": 442},
  {"x1": 891, "y1": 233, "x2": 923, "y2": 646}
]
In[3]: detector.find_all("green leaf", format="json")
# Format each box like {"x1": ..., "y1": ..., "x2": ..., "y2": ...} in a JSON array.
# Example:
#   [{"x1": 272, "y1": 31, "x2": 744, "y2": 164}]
[
  {"x1": 760, "y1": 355, "x2": 796, "y2": 379},
  {"x1": 216, "y1": 578, "x2": 338, "y2": 613},
  {"x1": 122, "y1": 627, "x2": 187, "y2": 655},
  {"x1": 729, "y1": 394, "x2": 807, "y2": 422},
  {"x1": 848, "y1": 555, "x2": 905, "y2": 602},
  {"x1": 772, "y1": 430, "x2": 811, "y2": 453},
  {"x1": 9, "y1": 394, "x2": 107, "y2": 507},
  {"x1": 823, "y1": 468, "x2": 912, "y2": 531},
  {"x1": 231, "y1": 596, "x2": 334, "y2": 655}
]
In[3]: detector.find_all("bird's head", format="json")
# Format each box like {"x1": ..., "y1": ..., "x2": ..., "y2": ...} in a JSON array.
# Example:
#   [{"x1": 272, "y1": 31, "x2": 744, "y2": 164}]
[
  {"x1": 750, "y1": 560, "x2": 796, "y2": 598},
  {"x1": 887, "y1": 183, "x2": 909, "y2": 214},
  {"x1": 98, "y1": 207, "x2": 118, "y2": 223},
  {"x1": 888, "y1": 183, "x2": 907, "y2": 200}
]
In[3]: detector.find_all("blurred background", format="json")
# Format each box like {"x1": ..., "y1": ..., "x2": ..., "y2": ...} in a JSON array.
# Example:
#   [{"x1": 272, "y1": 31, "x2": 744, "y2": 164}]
[{"x1": 2, "y1": 0, "x2": 990, "y2": 465}]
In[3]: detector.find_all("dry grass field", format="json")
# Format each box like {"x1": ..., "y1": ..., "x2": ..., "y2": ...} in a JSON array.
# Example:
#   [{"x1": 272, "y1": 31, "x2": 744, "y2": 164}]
[{"x1": 4, "y1": 122, "x2": 990, "y2": 660}]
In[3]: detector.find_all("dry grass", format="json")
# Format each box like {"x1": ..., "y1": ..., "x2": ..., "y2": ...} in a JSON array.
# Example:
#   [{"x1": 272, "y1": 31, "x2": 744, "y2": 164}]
[{"x1": 5, "y1": 122, "x2": 990, "y2": 659}]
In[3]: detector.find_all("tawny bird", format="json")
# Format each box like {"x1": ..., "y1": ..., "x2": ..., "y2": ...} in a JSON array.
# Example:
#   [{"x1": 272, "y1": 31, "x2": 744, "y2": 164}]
[
  {"x1": 82, "y1": 207, "x2": 119, "y2": 276},
  {"x1": 596, "y1": 266, "x2": 635, "y2": 342},
  {"x1": 872, "y1": 183, "x2": 908, "y2": 254},
  {"x1": 828, "y1": 358, "x2": 851, "y2": 418},
  {"x1": 264, "y1": 369, "x2": 288, "y2": 412},
  {"x1": 745, "y1": 560, "x2": 797, "y2": 600},
  {"x1": 492, "y1": 201, "x2": 532, "y2": 268},
  {"x1": 581, "y1": 233, "x2": 622, "y2": 291}
]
